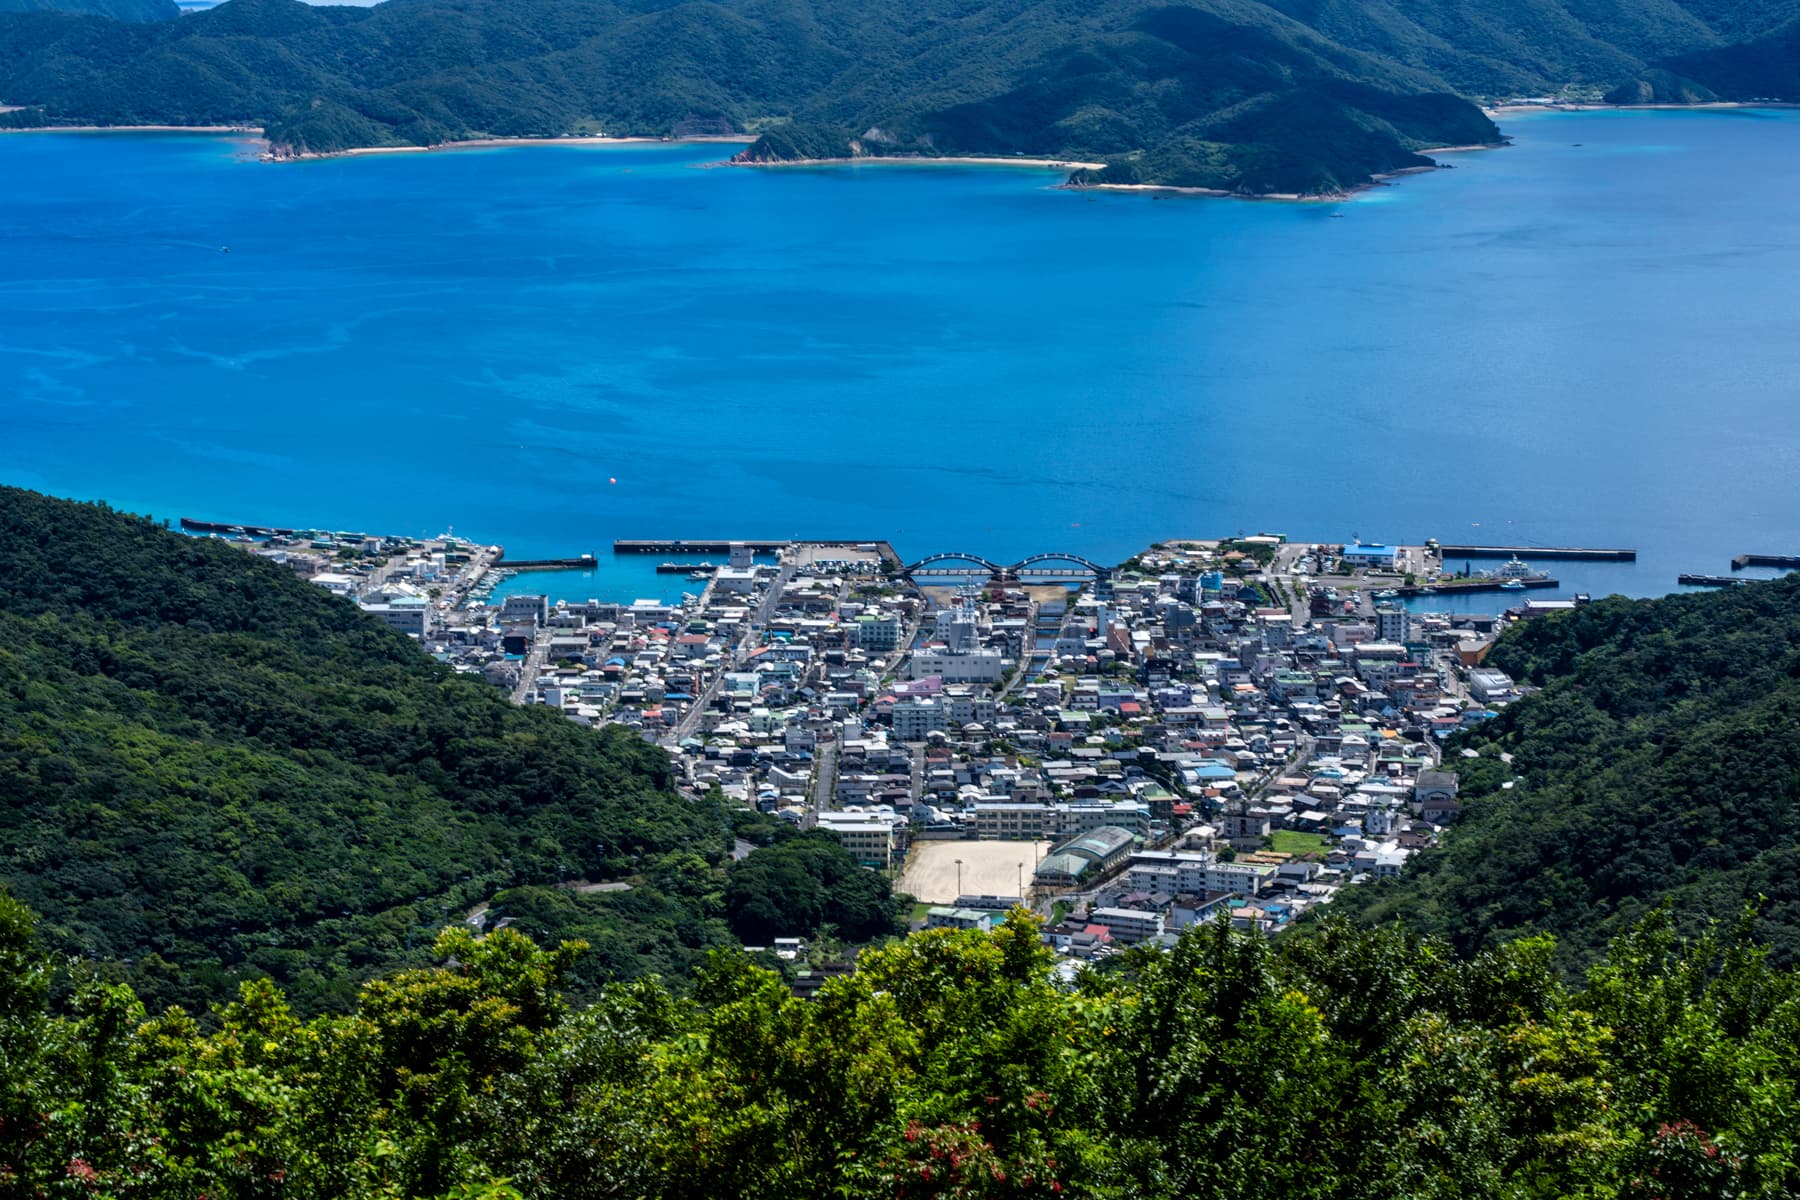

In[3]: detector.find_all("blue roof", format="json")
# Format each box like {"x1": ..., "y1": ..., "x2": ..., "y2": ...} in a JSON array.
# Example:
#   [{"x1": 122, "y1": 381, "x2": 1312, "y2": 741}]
[{"x1": 1343, "y1": 543, "x2": 1399, "y2": 559}]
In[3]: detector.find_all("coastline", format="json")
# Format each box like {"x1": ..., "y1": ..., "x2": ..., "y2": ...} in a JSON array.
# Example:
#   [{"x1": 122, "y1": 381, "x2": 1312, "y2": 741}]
[
  {"x1": 0, "y1": 123, "x2": 263, "y2": 135},
  {"x1": 272, "y1": 133, "x2": 752, "y2": 162},
  {"x1": 727, "y1": 154, "x2": 1106, "y2": 171},
  {"x1": 1060, "y1": 138, "x2": 1506, "y2": 202},
  {"x1": 1485, "y1": 100, "x2": 1799, "y2": 115}
]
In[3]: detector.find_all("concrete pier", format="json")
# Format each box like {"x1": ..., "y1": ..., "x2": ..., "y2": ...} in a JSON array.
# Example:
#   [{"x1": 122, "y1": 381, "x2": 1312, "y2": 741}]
[{"x1": 1435, "y1": 544, "x2": 1635, "y2": 562}]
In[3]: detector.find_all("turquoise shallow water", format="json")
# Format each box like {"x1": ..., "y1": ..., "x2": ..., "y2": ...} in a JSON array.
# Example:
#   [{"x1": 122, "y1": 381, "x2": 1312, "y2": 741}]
[{"x1": 3, "y1": 110, "x2": 1799, "y2": 604}]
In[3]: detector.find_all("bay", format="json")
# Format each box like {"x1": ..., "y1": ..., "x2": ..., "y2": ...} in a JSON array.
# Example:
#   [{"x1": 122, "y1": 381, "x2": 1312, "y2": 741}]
[{"x1": 2, "y1": 109, "x2": 1798, "y2": 605}]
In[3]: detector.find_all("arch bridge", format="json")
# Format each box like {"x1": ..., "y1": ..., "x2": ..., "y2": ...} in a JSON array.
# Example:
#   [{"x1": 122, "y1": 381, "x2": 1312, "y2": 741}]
[{"x1": 902, "y1": 551, "x2": 1111, "y2": 583}]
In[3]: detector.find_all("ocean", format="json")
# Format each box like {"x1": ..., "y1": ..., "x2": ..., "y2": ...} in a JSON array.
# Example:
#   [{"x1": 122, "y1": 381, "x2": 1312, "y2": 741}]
[{"x1": 3, "y1": 109, "x2": 1799, "y2": 606}]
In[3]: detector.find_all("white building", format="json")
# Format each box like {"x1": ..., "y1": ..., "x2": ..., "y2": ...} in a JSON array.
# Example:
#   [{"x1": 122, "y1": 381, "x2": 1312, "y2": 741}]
[
  {"x1": 1124, "y1": 849, "x2": 1214, "y2": 894},
  {"x1": 1374, "y1": 603, "x2": 1411, "y2": 644},
  {"x1": 361, "y1": 596, "x2": 430, "y2": 639},
  {"x1": 1204, "y1": 861, "x2": 1276, "y2": 898},
  {"x1": 909, "y1": 649, "x2": 1005, "y2": 683},
  {"x1": 852, "y1": 614, "x2": 903, "y2": 652},
  {"x1": 816, "y1": 813, "x2": 901, "y2": 868},
  {"x1": 893, "y1": 698, "x2": 949, "y2": 741},
  {"x1": 1090, "y1": 907, "x2": 1165, "y2": 945}
]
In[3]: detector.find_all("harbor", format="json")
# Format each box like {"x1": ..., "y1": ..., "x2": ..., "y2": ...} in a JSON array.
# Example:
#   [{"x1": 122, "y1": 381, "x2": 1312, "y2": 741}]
[{"x1": 1433, "y1": 544, "x2": 1636, "y2": 562}]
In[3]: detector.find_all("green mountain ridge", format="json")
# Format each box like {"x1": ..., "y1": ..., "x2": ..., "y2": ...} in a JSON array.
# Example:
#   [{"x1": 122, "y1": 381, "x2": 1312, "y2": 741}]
[
  {"x1": 1332, "y1": 573, "x2": 1800, "y2": 969},
  {"x1": 0, "y1": 0, "x2": 174, "y2": 22},
  {"x1": 0, "y1": 486, "x2": 901, "y2": 1016},
  {"x1": 0, "y1": 0, "x2": 1795, "y2": 190}
]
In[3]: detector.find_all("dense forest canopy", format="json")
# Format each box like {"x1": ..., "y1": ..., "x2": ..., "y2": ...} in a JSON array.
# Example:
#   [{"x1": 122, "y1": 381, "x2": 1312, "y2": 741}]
[
  {"x1": 0, "y1": 0, "x2": 1795, "y2": 189},
  {"x1": 2, "y1": 893, "x2": 1797, "y2": 1198},
  {"x1": 0, "y1": 487, "x2": 897, "y2": 1016},
  {"x1": 0, "y1": 0, "x2": 173, "y2": 20},
  {"x1": 1333, "y1": 573, "x2": 1800, "y2": 969}
]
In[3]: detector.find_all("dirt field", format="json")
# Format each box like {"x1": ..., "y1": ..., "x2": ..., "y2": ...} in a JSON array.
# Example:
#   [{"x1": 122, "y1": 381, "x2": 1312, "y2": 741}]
[{"x1": 897, "y1": 840, "x2": 1052, "y2": 904}]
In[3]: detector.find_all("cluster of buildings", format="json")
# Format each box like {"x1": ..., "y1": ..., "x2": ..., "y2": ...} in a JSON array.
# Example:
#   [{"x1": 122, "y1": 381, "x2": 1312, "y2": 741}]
[{"x1": 233, "y1": 525, "x2": 1542, "y2": 945}]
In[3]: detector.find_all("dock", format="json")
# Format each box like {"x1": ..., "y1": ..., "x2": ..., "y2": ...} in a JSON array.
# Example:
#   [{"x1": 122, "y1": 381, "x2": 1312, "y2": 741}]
[
  {"x1": 1435, "y1": 544, "x2": 1635, "y2": 562},
  {"x1": 1679, "y1": 574, "x2": 1745, "y2": 588},
  {"x1": 615, "y1": 538, "x2": 903, "y2": 565},
  {"x1": 1396, "y1": 577, "x2": 1559, "y2": 597},
  {"x1": 1731, "y1": 553, "x2": 1800, "y2": 571},
  {"x1": 493, "y1": 553, "x2": 597, "y2": 570},
  {"x1": 614, "y1": 540, "x2": 791, "y2": 555},
  {"x1": 181, "y1": 516, "x2": 297, "y2": 538}
]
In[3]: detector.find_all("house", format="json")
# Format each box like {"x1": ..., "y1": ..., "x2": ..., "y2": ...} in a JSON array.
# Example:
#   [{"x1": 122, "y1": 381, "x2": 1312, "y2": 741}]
[
  {"x1": 1090, "y1": 907, "x2": 1165, "y2": 945},
  {"x1": 1413, "y1": 770, "x2": 1460, "y2": 818},
  {"x1": 926, "y1": 907, "x2": 994, "y2": 932}
]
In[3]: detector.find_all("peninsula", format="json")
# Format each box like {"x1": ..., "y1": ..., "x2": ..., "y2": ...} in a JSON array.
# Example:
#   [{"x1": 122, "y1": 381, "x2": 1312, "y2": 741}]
[{"x1": 2, "y1": 0, "x2": 1795, "y2": 192}]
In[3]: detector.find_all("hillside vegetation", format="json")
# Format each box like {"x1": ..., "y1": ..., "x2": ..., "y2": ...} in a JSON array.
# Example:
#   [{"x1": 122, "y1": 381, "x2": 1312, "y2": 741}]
[
  {"x1": 0, "y1": 487, "x2": 897, "y2": 1016},
  {"x1": 0, "y1": 0, "x2": 1795, "y2": 190},
  {"x1": 0, "y1": 0, "x2": 173, "y2": 21},
  {"x1": 1334, "y1": 574, "x2": 1800, "y2": 969},
  {"x1": 3, "y1": 896, "x2": 1798, "y2": 1198}
]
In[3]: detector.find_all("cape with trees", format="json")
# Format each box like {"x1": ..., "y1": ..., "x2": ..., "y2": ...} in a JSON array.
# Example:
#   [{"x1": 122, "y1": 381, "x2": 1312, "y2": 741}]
[{"x1": 1, "y1": 0, "x2": 1796, "y2": 190}]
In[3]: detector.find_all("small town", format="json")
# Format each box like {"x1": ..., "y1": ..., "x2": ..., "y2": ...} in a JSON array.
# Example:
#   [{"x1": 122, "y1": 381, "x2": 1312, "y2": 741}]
[{"x1": 219, "y1": 522, "x2": 1584, "y2": 961}]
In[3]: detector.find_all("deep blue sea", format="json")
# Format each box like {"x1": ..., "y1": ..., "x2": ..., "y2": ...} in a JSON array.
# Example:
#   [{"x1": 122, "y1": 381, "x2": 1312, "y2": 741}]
[{"x1": 4, "y1": 109, "x2": 1799, "y2": 606}]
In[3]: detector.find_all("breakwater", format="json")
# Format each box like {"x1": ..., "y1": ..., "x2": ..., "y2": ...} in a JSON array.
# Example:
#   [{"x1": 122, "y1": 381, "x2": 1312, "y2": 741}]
[{"x1": 1436, "y1": 544, "x2": 1635, "y2": 562}]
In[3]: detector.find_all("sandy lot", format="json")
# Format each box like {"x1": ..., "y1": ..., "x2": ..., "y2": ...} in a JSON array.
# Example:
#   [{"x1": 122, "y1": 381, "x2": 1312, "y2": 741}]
[{"x1": 897, "y1": 840, "x2": 1052, "y2": 904}]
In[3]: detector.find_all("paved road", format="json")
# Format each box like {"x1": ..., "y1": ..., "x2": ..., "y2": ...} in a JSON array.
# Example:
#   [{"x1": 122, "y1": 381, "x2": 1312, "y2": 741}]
[
  {"x1": 509, "y1": 635, "x2": 549, "y2": 704},
  {"x1": 803, "y1": 740, "x2": 837, "y2": 830},
  {"x1": 666, "y1": 556, "x2": 798, "y2": 746}
]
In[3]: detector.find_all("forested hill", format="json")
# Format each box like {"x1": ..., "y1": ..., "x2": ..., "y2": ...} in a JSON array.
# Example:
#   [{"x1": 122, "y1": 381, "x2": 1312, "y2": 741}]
[
  {"x1": 0, "y1": 487, "x2": 742, "y2": 1014},
  {"x1": 0, "y1": 0, "x2": 1796, "y2": 193},
  {"x1": 0, "y1": 0, "x2": 173, "y2": 21},
  {"x1": 1333, "y1": 574, "x2": 1800, "y2": 968},
  {"x1": 4, "y1": 897, "x2": 1799, "y2": 1198}
]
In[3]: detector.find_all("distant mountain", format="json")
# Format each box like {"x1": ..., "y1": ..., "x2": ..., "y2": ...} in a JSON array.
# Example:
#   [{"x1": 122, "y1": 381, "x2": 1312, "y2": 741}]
[
  {"x1": 0, "y1": 0, "x2": 173, "y2": 20},
  {"x1": 1649, "y1": 18, "x2": 1800, "y2": 98},
  {"x1": 0, "y1": 0, "x2": 1795, "y2": 190},
  {"x1": 1332, "y1": 575, "x2": 1800, "y2": 970}
]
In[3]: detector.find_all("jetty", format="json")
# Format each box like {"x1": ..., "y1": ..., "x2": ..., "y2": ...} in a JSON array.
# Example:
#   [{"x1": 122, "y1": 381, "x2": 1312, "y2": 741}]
[
  {"x1": 1731, "y1": 553, "x2": 1800, "y2": 571},
  {"x1": 1396, "y1": 577, "x2": 1558, "y2": 597},
  {"x1": 181, "y1": 516, "x2": 297, "y2": 537},
  {"x1": 1435, "y1": 544, "x2": 1635, "y2": 562},
  {"x1": 493, "y1": 553, "x2": 597, "y2": 570},
  {"x1": 614, "y1": 539, "x2": 791, "y2": 555},
  {"x1": 1678, "y1": 574, "x2": 1745, "y2": 588},
  {"x1": 615, "y1": 538, "x2": 903, "y2": 565}
]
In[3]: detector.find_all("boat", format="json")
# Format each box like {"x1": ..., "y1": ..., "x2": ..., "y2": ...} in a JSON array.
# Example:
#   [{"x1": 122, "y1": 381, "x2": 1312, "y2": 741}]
[
  {"x1": 1374, "y1": 589, "x2": 1399, "y2": 600},
  {"x1": 689, "y1": 571, "x2": 708, "y2": 581},
  {"x1": 1499, "y1": 580, "x2": 1526, "y2": 590},
  {"x1": 1491, "y1": 555, "x2": 1537, "y2": 580}
]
